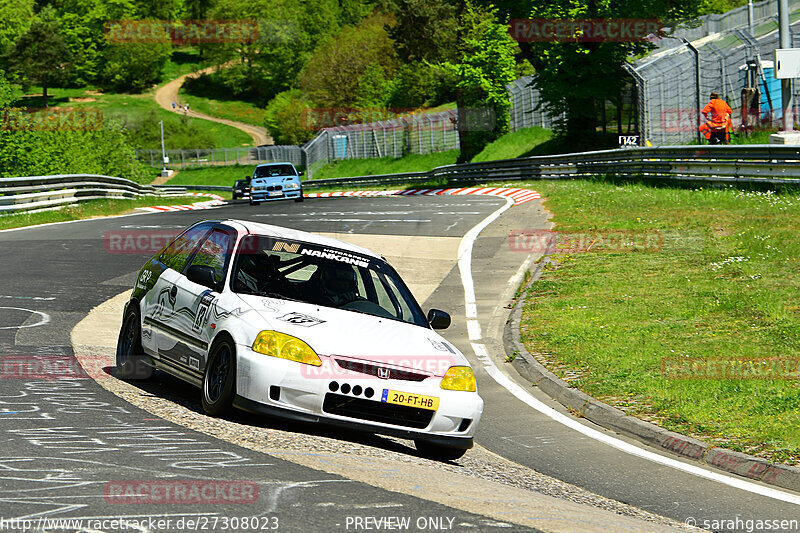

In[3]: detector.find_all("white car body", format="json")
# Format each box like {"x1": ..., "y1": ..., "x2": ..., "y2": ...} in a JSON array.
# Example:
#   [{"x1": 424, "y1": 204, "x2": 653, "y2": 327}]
[{"x1": 119, "y1": 219, "x2": 483, "y2": 456}]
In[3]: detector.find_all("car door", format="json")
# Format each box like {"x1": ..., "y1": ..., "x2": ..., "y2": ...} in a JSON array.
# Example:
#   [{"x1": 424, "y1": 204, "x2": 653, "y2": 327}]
[
  {"x1": 163, "y1": 227, "x2": 235, "y2": 374},
  {"x1": 140, "y1": 223, "x2": 213, "y2": 357}
]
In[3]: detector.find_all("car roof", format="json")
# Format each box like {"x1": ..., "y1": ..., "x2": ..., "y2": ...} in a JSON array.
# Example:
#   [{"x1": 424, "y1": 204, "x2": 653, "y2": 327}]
[
  {"x1": 221, "y1": 219, "x2": 382, "y2": 259},
  {"x1": 254, "y1": 162, "x2": 295, "y2": 167}
]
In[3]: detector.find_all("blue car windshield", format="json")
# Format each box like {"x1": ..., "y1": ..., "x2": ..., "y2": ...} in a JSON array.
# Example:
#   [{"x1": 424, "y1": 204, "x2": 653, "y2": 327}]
[{"x1": 254, "y1": 165, "x2": 296, "y2": 178}]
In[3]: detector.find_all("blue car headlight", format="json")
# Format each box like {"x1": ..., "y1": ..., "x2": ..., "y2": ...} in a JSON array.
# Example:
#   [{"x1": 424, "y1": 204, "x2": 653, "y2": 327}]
[{"x1": 283, "y1": 182, "x2": 300, "y2": 190}]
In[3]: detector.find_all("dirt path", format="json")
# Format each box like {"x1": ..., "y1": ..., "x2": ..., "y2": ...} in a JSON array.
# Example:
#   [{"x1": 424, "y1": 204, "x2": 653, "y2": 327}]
[{"x1": 154, "y1": 64, "x2": 272, "y2": 147}]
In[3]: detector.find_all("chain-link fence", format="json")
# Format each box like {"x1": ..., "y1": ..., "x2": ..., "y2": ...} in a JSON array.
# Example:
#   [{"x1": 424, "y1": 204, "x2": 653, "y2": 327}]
[
  {"x1": 631, "y1": 0, "x2": 800, "y2": 145},
  {"x1": 135, "y1": 145, "x2": 305, "y2": 169}
]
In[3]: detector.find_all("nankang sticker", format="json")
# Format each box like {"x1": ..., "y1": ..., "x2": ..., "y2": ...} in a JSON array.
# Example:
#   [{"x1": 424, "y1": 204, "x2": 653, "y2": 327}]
[
  {"x1": 300, "y1": 248, "x2": 370, "y2": 268},
  {"x1": 276, "y1": 312, "x2": 326, "y2": 327}
]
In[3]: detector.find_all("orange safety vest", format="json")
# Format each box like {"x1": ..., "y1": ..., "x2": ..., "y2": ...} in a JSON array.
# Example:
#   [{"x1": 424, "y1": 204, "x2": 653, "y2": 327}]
[{"x1": 700, "y1": 98, "x2": 733, "y2": 140}]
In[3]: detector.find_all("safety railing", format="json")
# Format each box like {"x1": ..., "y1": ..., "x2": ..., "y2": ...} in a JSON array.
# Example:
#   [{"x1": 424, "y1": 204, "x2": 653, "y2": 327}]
[
  {"x1": 0, "y1": 174, "x2": 188, "y2": 213},
  {"x1": 297, "y1": 144, "x2": 800, "y2": 190}
]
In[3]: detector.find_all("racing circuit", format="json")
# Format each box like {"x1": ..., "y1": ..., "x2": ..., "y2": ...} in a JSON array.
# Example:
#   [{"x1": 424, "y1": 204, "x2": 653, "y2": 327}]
[{"x1": 0, "y1": 194, "x2": 798, "y2": 532}]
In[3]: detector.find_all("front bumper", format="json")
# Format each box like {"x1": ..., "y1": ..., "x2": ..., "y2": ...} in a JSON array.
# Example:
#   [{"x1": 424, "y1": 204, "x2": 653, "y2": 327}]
[
  {"x1": 235, "y1": 346, "x2": 482, "y2": 447},
  {"x1": 250, "y1": 189, "x2": 302, "y2": 201}
]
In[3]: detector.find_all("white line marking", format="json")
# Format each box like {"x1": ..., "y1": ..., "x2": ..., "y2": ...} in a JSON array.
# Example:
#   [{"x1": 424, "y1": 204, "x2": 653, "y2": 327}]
[
  {"x1": 0, "y1": 307, "x2": 50, "y2": 329},
  {"x1": 458, "y1": 199, "x2": 800, "y2": 506}
]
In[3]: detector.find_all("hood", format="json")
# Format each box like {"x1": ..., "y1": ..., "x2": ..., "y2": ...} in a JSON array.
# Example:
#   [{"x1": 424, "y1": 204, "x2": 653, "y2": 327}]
[{"x1": 235, "y1": 294, "x2": 466, "y2": 375}]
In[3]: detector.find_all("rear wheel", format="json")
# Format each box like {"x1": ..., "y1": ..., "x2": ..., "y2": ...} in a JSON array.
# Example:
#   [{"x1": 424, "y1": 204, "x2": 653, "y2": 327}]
[
  {"x1": 202, "y1": 338, "x2": 236, "y2": 416},
  {"x1": 116, "y1": 305, "x2": 153, "y2": 380},
  {"x1": 414, "y1": 440, "x2": 468, "y2": 462}
]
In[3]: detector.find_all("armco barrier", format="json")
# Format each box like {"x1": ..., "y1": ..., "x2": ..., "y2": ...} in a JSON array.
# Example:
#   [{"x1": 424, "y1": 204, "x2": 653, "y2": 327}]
[
  {"x1": 0, "y1": 174, "x2": 190, "y2": 213},
  {"x1": 290, "y1": 144, "x2": 800, "y2": 191}
]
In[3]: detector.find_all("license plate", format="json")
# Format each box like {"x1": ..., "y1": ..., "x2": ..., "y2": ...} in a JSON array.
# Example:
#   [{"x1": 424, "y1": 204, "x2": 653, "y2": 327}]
[
  {"x1": 381, "y1": 389, "x2": 439, "y2": 411},
  {"x1": 268, "y1": 191, "x2": 284, "y2": 197}
]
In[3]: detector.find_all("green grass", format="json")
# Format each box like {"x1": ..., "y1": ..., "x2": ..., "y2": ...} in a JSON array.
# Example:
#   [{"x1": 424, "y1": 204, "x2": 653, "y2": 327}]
[
  {"x1": 514, "y1": 179, "x2": 800, "y2": 465},
  {"x1": 472, "y1": 127, "x2": 554, "y2": 162},
  {"x1": 312, "y1": 151, "x2": 459, "y2": 180},
  {"x1": 179, "y1": 90, "x2": 266, "y2": 128},
  {"x1": 12, "y1": 87, "x2": 252, "y2": 149},
  {"x1": 0, "y1": 196, "x2": 204, "y2": 231},
  {"x1": 160, "y1": 48, "x2": 204, "y2": 85}
]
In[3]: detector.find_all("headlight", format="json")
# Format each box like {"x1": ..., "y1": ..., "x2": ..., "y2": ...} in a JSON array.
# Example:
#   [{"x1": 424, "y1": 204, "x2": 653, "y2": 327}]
[
  {"x1": 251, "y1": 186, "x2": 264, "y2": 191},
  {"x1": 283, "y1": 182, "x2": 300, "y2": 190},
  {"x1": 440, "y1": 366, "x2": 477, "y2": 392},
  {"x1": 252, "y1": 331, "x2": 321, "y2": 366}
]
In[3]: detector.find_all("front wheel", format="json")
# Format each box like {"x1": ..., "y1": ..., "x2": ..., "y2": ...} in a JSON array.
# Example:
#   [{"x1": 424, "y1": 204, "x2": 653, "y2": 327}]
[
  {"x1": 202, "y1": 338, "x2": 236, "y2": 416},
  {"x1": 116, "y1": 305, "x2": 153, "y2": 380},
  {"x1": 294, "y1": 191, "x2": 304, "y2": 203},
  {"x1": 414, "y1": 440, "x2": 468, "y2": 462},
  {"x1": 249, "y1": 199, "x2": 259, "y2": 206}
]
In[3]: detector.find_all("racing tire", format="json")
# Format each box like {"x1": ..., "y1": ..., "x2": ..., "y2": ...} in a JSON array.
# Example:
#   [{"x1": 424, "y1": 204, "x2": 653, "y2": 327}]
[
  {"x1": 202, "y1": 338, "x2": 236, "y2": 416},
  {"x1": 249, "y1": 199, "x2": 259, "y2": 206},
  {"x1": 414, "y1": 440, "x2": 467, "y2": 462},
  {"x1": 294, "y1": 190, "x2": 304, "y2": 203},
  {"x1": 116, "y1": 305, "x2": 153, "y2": 380}
]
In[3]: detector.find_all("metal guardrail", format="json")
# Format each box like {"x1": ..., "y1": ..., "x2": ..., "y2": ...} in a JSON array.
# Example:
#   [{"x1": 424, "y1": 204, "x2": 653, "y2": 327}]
[
  {"x1": 0, "y1": 174, "x2": 189, "y2": 213},
  {"x1": 296, "y1": 144, "x2": 800, "y2": 190}
]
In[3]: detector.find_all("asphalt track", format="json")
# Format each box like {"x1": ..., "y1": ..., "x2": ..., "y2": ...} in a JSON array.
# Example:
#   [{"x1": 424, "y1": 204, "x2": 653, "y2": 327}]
[{"x1": 0, "y1": 195, "x2": 798, "y2": 532}]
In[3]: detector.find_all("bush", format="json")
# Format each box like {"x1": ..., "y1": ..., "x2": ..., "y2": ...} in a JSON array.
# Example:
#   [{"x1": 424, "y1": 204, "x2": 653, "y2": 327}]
[
  {"x1": 0, "y1": 121, "x2": 148, "y2": 183},
  {"x1": 264, "y1": 90, "x2": 316, "y2": 145},
  {"x1": 100, "y1": 41, "x2": 171, "y2": 92},
  {"x1": 388, "y1": 63, "x2": 456, "y2": 109}
]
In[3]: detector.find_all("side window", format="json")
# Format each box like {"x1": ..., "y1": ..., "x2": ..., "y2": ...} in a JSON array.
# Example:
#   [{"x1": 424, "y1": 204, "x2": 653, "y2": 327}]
[
  {"x1": 160, "y1": 225, "x2": 211, "y2": 273},
  {"x1": 188, "y1": 230, "x2": 232, "y2": 285},
  {"x1": 369, "y1": 270, "x2": 400, "y2": 319}
]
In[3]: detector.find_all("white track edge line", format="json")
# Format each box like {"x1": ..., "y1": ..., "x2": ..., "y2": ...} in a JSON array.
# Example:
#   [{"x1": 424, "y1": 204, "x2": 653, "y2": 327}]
[{"x1": 457, "y1": 198, "x2": 800, "y2": 506}]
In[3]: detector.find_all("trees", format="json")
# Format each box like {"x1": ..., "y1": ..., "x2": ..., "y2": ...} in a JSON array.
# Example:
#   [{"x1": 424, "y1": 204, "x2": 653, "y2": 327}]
[
  {"x1": 300, "y1": 13, "x2": 398, "y2": 108},
  {"x1": 488, "y1": 0, "x2": 705, "y2": 148},
  {"x1": 0, "y1": 0, "x2": 34, "y2": 57},
  {"x1": 4, "y1": 6, "x2": 72, "y2": 107},
  {"x1": 444, "y1": 2, "x2": 516, "y2": 162}
]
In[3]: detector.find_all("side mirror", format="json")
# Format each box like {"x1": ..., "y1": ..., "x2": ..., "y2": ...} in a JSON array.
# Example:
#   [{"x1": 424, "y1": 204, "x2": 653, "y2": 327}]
[
  {"x1": 244, "y1": 175, "x2": 251, "y2": 179},
  {"x1": 427, "y1": 309, "x2": 451, "y2": 330},
  {"x1": 298, "y1": 171, "x2": 304, "y2": 176},
  {"x1": 186, "y1": 264, "x2": 218, "y2": 290}
]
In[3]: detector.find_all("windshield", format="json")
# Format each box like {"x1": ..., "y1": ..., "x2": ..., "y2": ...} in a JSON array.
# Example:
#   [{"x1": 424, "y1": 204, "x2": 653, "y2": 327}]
[
  {"x1": 253, "y1": 165, "x2": 296, "y2": 178},
  {"x1": 231, "y1": 235, "x2": 428, "y2": 327}
]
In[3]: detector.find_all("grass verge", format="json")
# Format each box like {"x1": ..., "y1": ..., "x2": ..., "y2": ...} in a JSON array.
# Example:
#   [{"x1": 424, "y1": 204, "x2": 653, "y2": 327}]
[
  {"x1": 514, "y1": 179, "x2": 800, "y2": 466},
  {"x1": 311, "y1": 151, "x2": 459, "y2": 180},
  {"x1": 13, "y1": 87, "x2": 252, "y2": 149},
  {"x1": 472, "y1": 127, "x2": 554, "y2": 162},
  {"x1": 0, "y1": 196, "x2": 206, "y2": 231}
]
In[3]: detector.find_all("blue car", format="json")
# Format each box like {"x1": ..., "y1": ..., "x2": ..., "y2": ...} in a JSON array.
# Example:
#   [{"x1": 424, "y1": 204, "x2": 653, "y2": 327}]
[{"x1": 248, "y1": 162, "x2": 304, "y2": 205}]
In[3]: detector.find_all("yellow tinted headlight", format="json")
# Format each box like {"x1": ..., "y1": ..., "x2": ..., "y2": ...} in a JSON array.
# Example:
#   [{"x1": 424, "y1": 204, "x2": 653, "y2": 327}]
[
  {"x1": 252, "y1": 331, "x2": 322, "y2": 366},
  {"x1": 440, "y1": 366, "x2": 477, "y2": 392}
]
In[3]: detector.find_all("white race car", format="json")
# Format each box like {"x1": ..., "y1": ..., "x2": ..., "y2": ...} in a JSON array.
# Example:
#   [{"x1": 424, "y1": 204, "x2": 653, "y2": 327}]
[{"x1": 117, "y1": 219, "x2": 483, "y2": 459}]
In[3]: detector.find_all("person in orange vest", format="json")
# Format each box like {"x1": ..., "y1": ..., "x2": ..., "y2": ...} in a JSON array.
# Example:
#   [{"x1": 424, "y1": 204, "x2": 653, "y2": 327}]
[{"x1": 699, "y1": 92, "x2": 733, "y2": 144}]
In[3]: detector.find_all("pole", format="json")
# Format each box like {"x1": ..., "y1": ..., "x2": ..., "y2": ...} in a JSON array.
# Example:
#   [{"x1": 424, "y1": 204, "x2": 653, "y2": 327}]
[
  {"x1": 748, "y1": 0, "x2": 754, "y2": 36},
  {"x1": 682, "y1": 39, "x2": 702, "y2": 144},
  {"x1": 159, "y1": 121, "x2": 167, "y2": 173},
  {"x1": 779, "y1": 0, "x2": 793, "y2": 131}
]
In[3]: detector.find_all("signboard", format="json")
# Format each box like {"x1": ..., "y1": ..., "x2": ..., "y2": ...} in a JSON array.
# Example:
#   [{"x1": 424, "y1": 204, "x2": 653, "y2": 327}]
[{"x1": 618, "y1": 135, "x2": 640, "y2": 148}]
